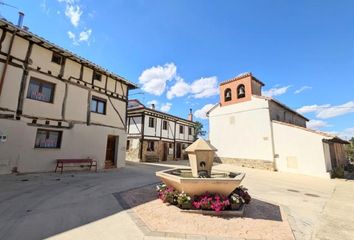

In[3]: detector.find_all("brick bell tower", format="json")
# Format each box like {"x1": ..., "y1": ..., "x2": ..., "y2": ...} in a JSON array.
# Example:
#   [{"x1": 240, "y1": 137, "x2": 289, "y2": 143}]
[{"x1": 219, "y1": 72, "x2": 265, "y2": 107}]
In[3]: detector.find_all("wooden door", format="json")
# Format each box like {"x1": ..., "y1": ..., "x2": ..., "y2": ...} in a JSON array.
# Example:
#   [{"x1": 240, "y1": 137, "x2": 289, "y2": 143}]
[
  {"x1": 329, "y1": 143, "x2": 337, "y2": 169},
  {"x1": 105, "y1": 135, "x2": 117, "y2": 169},
  {"x1": 176, "y1": 143, "x2": 181, "y2": 159},
  {"x1": 162, "y1": 142, "x2": 168, "y2": 161}
]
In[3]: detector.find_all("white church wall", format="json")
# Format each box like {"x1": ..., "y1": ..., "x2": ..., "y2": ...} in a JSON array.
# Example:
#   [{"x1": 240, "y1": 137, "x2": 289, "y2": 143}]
[
  {"x1": 209, "y1": 97, "x2": 274, "y2": 165},
  {"x1": 272, "y1": 121, "x2": 331, "y2": 178}
]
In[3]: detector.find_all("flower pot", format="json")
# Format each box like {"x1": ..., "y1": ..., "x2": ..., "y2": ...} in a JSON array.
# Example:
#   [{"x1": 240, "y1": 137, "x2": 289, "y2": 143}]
[
  {"x1": 231, "y1": 203, "x2": 242, "y2": 210},
  {"x1": 180, "y1": 202, "x2": 192, "y2": 210}
]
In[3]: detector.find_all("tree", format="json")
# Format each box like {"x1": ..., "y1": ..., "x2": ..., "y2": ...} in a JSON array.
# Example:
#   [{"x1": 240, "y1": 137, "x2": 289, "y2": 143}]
[
  {"x1": 194, "y1": 121, "x2": 206, "y2": 140},
  {"x1": 346, "y1": 137, "x2": 354, "y2": 162}
]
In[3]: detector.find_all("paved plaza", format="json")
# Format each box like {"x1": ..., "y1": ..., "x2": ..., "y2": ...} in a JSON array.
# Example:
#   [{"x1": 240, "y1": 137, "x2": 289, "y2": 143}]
[{"x1": 0, "y1": 161, "x2": 353, "y2": 240}]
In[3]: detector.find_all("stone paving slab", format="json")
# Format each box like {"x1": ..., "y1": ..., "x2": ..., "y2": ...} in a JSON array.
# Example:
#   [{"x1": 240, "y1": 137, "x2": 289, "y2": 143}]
[{"x1": 117, "y1": 185, "x2": 295, "y2": 240}]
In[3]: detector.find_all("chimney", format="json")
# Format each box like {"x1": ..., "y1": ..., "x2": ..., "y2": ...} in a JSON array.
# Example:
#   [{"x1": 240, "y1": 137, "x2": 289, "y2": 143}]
[
  {"x1": 151, "y1": 103, "x2": 155, "y2": 110},
  {"x1": 188, "y1": 108, "x2": 193, "y2": 121},
  {"x1": 17, "y1": 12, "x2": 24, "y2": 28}
]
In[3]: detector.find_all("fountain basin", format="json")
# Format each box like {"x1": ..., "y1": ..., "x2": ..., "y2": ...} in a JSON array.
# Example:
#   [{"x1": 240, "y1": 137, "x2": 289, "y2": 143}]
[{"x1": 156, "y1": 168, "x2": 245, "y2": 196}]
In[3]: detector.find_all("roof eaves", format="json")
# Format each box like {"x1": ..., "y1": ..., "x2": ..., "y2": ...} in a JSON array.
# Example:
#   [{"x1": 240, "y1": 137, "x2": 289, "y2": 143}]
[{"x1": 0, "y1": 18, "x2": 138, "y2": 89}]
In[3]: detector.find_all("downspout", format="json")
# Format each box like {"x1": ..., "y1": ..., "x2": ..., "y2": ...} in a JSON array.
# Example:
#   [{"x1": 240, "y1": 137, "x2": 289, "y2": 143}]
[{"x1": 268, "y1": 101, "x2": 277, "y2": 171}]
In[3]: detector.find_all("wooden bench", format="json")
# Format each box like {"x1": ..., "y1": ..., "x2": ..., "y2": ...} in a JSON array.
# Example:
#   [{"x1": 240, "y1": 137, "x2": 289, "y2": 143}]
[{"x1": 55, "y1": 159, "x2": 97, "y2": 174}]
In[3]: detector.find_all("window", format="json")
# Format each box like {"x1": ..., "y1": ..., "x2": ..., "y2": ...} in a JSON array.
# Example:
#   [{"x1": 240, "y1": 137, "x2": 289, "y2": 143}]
[
  {"x1": 126, "y1": 140, "x2": 130, "y2": 150},
  {"x1": 224, "y1": 88, "x2": 232, "y2": 102},
  {"x1": 147, "y1": 141, "x2": 155, "y2": 151},
  {"x1": 188, "y1": 127, "x2": 192, "y2": 135},
  {"x1": 163, "y1": 120, "x2": 168, "y2": 130},
  {"x1": 169, "y1": 143, "x2": 173, "y2": 148},
  {"x1": 27, "y1": 77, "x2": 55, "y2": 103},
  {"x1": 148, "y1": 117, "x2": 155, "y2": 128},
  {"x1": 179, "y1": 125, "x2": 184, "y2": 134},
  {"x1": 91, "y1": 97, "x2": 106, "y2": 114},
  {"x1": 51, "y1": 53, "x2": 63, "y2": 65},
  {"x1": 237, "y1": 84, "x2": 245, "y2": 99},
  {"x1": 34, "y1": 129, "x2": 62, "y2": 148},
  {"x1": 93, "y1": 72, "x2": 102, "y2": 81}
]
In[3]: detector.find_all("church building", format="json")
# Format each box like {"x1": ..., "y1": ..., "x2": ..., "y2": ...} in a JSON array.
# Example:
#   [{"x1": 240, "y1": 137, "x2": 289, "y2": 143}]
[{"x1": 208, "y1": 73, "x2": 348, "y2": 178}]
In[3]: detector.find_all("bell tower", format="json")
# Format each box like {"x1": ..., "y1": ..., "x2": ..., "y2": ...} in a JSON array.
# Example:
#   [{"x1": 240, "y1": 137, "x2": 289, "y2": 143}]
[{"x1": 219, "y1": 72, "x2": 264, "y2": 107}]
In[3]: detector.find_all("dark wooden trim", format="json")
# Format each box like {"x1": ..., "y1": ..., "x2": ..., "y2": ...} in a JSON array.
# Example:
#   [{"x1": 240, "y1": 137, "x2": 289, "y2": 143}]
[
  {"x1": 173, "y1": 120, "x2": 177, "y2": 160},
  {"x1": 131, "y1": 116, "x2": 141, "y2": 134},
  {"x1": 0, "y1": 29, "x2": 17, "y2": 96},
  {"x1": 59, "y1": 56, "x2": 66, "y2": 78},
  {"x1": 104, "y1": 75, "x2": 108, "y2": 90},
  {"x1": 24, "y1": 67, "x2": 127, "y2": 102},
  {"x1": 87, "y1": 90, "x2": 91, "y2": 125},
  {"x1": 139, "y1": 112, "x2": 145, "y2": 160},
  {"x1": 61, "y1": 82, "x2": 68, "y2": 119},
  {"x1": 0, "y1": 29, "x2": 7, "y2": 50},
  {"x1": 28, "y1": 122, "x2": 71, "y2": 129},
  {"x1": 0, "y1": 25, "x2": 136, "y2": 89},
  {"x1": 107, "y1": 96, "x2": 125, "y2": 128},
  {"x1": 16, "y1": 41, "x2": 33, "y2": 115},
  {"x1": 160, "y1": 118, "x2": 163, "y2": 140},
  {"x1": 79, "y1": 64, "x2": 83, "y2": 80}
]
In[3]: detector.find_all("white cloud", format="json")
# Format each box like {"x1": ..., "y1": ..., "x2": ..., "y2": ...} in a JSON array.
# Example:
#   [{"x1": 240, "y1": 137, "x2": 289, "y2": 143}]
[
  {"x1": 67, "y1": 29, "x2": 92, "y2": 45},
  {"x1": 297, "y1": 101, "x2": 354, "y2": 119},
  {"x1": 139, "y1": 63, "x2": 177, "y2": 96},
  {"x1": 190, "y1": 76, "x2": 219, "y2": 98},
  {"x1": 166, "y1": 77, "x2": 190, "y2": 99},
  {"x1": 307, "y1": 120, "x2": 329, "y2": 130},
  {"x1": 40, "y1": 0, "x2": 50, "y2": 14},
  {"x1": 160, "y1": 103, "x2": 172, "y2": 112},
  {"x1": 297, "y1": 104, "x2": 330, "y2": 114},
  {"x1": 316, "y1": 101, "x2": 354, "y2": 119},
  {"x1": 262, "y1": 85, "x2": 291, "y2": 97},
  {"x1": 294, "y1": 86, "x2": 312, "y2": 94},
  {"x1": 67, "y1": 31, "x2": 79, "y2": 45},
  {"x1": 65, "y1": 4, "x2": 82, "y2": 27},
  {"x1": 167, "y1": 76, "x2": 219, "y2": 100},
  {"x1": 79, "y1": 29, "x2": 92, "y2": 42},
  {"x1": 338, "y1": 127, "x2": 354, "y2": 140},
  {"x1": 194, "y1": 104, "x2": 215, "y2": 119}
]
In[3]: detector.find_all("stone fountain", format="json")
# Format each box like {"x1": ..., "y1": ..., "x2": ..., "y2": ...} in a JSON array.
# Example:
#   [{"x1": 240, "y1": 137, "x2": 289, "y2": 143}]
[{"x1": 156, "y1": 138, "x2": 245, "y2": 196}]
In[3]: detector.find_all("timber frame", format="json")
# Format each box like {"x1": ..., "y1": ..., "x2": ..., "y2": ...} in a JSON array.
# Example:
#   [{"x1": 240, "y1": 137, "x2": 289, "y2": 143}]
[{"x1": 0, "y1": 18, "x2": 137, "y2": 130}]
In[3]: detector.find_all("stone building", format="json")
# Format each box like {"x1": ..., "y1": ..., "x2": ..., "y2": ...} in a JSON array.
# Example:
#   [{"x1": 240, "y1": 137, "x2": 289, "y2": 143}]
[
  {"x1": 0, "y1": 18, "x2": 137, "y2": 174},
  {"x1": 208, "y1": 72, "x2": 348, "y2": 178},
  {"x1": 126, "y1": 99, "x2": 196, "y2": 162}
]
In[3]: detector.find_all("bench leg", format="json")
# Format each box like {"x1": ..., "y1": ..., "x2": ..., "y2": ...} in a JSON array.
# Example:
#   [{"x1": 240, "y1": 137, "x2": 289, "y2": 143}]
[{"x1": 55, "y1": 163, "x2": 58, "y2": 173}]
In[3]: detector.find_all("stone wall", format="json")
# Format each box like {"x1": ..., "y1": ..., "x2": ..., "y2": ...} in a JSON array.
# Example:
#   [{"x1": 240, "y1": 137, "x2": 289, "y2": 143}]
[
  {"x1": 126, "y1": 138, "x2": 140, "y2": 162},
  {"x1": 215, "y1": 157, "x2": 274, "y2": 171}
]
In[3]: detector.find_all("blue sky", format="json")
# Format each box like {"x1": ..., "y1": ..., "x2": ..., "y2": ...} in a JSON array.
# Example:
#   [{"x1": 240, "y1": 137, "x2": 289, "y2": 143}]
[{"x1": 1, "y1": 0, "x2": 354, "y2": 138}]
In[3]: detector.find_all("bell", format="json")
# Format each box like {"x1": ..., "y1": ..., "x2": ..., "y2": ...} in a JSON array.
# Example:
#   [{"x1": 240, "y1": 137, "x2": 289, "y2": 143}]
[
  {"x1": 226, "y1": 91, "x2": 231, "y2": 98},
  {"x1": 238, "y1": 86, "x2": 245, "y2": 96}
]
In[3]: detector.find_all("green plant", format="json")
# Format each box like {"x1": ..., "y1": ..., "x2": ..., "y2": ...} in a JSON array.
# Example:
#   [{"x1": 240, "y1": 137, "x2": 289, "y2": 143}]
[
  {"x1": 332, "y1": 166, "x2": 345, "y2": 178},
  {"x1": 177, "y1": 192, "x2": 192, "y2": 205}
]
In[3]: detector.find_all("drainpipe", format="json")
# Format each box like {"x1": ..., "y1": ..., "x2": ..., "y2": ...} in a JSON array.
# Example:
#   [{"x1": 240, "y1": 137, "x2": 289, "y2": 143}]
[
  {"x1": 268, "y1": 102, "x2": 277, "y2": 171},
  {"x1": 0, "y1": 12, "x2": 24, "y2": 96}
]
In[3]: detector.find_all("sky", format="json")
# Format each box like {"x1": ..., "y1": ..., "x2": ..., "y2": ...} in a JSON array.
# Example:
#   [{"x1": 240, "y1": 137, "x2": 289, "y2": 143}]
[{"x1": 1, "y1": 0, "x2": 354, "y2": 139}]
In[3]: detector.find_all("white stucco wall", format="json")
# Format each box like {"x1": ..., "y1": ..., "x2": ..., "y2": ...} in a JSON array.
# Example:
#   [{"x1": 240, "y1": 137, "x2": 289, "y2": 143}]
[
  {"x1": 209, "y1": 97, "x2": 274, "y2": 161},
  {"x1": 272, "y1": 121, "x2": 331, "y2": 178},
  {"x1": 0, "y1": 118, "x2": 126, "y2": 174}
]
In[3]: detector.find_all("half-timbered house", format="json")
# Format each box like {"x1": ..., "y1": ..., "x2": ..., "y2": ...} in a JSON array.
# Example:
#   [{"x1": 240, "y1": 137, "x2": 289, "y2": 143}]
[
  {"x1": 0, "y1": 18, "x2": 137, "y2": 174},
  {"x1": 126, "y1": 99, "x2": 196, "y2": 162}
]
